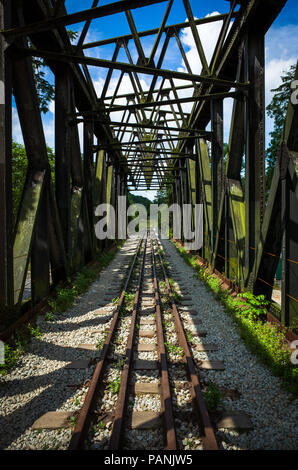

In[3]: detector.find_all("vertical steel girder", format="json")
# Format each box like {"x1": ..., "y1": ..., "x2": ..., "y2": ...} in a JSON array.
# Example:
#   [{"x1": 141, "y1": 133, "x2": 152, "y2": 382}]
[
  {"x1": 0, "y1": 0, "x2": 13, "y2": 315},
  {"x1": 211, "y1": 99, "x2": 223, "y2": 251},
  {"x1": 55, "y1": 64, "x2": 72, "y2": 260},
  {"x1": 245, "y1": 32, "x2": 265, "y2": 284}
]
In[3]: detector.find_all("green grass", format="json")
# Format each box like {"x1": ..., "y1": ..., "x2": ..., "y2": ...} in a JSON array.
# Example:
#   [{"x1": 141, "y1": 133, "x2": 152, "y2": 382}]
[
  {"x1": 173, "y1": 240, "x2": 298, "y2": 397},
  {"x1": 96, "y1": 331, "x2": 109, "y2": 351},
  {"x1": 70, "y1": 416, "x2": 77, "y2": 427},
  {"x1": 109, "y1": 376, "x2": 121, "y2": 394},
  {"x1": 164, "y1": 341, "x2": 184, "y2": 357},
  {"x1": 185, "y1": 330, "x2": 194, "y2": 343},
  {"x1": 115, "y1": 357, "x2": 125, "y2": 370},
  {"x1": 202, "y1": 383, "x2": 222, "y2": 412},
  {"x1": 44, "y1": 312, "x2": 54, "y2": 322},
  {"x1": 0, "y1": 324, "x2": 43, "y2": 376}
]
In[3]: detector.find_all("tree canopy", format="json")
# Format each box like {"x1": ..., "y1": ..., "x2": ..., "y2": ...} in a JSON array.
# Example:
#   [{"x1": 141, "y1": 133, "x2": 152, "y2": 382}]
[
  {"x1": 266, "y1": 64, "x2": 296, "y2": 190},
  {"x1": 30, "y1": 30, "x2": 78, "y2": 114}
]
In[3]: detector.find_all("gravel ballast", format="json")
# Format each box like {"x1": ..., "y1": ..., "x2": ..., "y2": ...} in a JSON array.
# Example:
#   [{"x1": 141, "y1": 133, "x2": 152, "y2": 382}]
[
  {"x1": 162, "y1": 239, "x2": 298, "y2": 451},
  {"x1": 0, "y1": 240, "x2": 137, "y2": 450},
  {"x1": 0, "y1": 236, "x2": 297, "y2": 451}
]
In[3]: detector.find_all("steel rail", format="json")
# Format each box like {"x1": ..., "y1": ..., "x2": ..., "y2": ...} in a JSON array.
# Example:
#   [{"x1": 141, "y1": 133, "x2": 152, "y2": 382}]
[
  {"x1": 155, "y1": 238, "x2": 219, "y2": 451},
  {"x1": 151, "y1": 238, "x2": 177, "y2": 450},
  {"x1": 68, "y1": 235, "x2": 145, "y2": 450},
  {"x1": 109, "y1": 238, "x2": 148, "y2": 449}
]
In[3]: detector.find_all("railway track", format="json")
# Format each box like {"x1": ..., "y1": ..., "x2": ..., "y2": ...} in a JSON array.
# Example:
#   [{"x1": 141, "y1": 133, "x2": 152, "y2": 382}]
[{"x1": 68, "y1": 233, "x2": 218, "y2": 451}]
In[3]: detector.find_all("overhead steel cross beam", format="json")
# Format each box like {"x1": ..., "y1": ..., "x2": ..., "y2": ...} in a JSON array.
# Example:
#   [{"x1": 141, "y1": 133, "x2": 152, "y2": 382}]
[
  {"x1": 82, "y1": 12, "x2": 238, "y2": 49},
  {"x1": 103, "y1": 83, "x2": 194, "y2": 102},
  {"x1": 106, "y1": 91, "x2": 239, "y2": 113},
  {"x1": 16, "y1": 48, "x2": 250, "y2": 90},
  {"x1": 1, "y1": 0, "x2": 169, "y2": 38},
  {"x1": 94, "y1": 135, "x2": 199, "y2": 150},
  {"x1": 79, "y1": 119, "x2": 208, "y2": 135}
]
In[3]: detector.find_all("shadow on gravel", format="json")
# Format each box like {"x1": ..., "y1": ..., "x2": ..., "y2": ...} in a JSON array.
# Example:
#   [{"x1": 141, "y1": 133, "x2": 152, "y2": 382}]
[
  {"x1": 0, "y1": 243, "x2": 140, "y2": 449},
  {"x1": 0, "y1": 342, "x2": 129, "y2": 448}
]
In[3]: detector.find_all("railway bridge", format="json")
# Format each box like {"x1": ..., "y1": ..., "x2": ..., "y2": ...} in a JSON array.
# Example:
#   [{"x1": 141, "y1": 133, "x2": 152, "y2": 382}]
[{"x1": 0, "y1": 0, "x2": 297, "y2": 452}]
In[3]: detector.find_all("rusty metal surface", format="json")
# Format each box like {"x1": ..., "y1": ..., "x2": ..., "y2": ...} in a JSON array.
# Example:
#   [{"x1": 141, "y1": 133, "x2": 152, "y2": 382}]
[
  {"x1": 109, "y1": 238, "x2": 147, "y2": 449},
  {"x1": 155, "y1": 240, "x2": 218, "y2": 451},
  {"x1": 68, "y1": 237, "x2": 144, "y2": 450},
  {"x1": 151, "y1": 239, "x2": 177, "y2": 450}
]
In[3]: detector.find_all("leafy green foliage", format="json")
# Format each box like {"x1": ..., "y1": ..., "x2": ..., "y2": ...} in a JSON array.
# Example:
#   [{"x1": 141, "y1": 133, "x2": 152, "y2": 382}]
[
  {"x1": 234, "y1": 292, "x2": 268, "y2": 321},
  {"x1": 70, "y1": 416, "x2": 77, "y2": 427},
  {"x1": 28, "y1": 325, "x2": 43, "y2": 338},
  {"x1": 109, "y1": 376, "x2": 121, "y2": 394},
  {"x1": 124, "y1": 292, "x2": 135, "y2": 311},
  {"x1": 74, "y1": 397, "x2": 80, "y2": 407},
  {"x1": 153, "y1": 188, "x2": 169, "y2": 205},
  {"x1": 128, "y1": 192, "x2": 151, "y2": 212},
  {"x1": 0, "y1": 324, "x2": 43, "y2": 375},
  {"x1": 30, "y1": 30, "x2": 78, "y2": 114},
  {"x1": 202, "y1": 383, "x2": 222, "y2": 412},
  {"x1": 112, "y1": 296, "x2": 120, "y2": 305},
  {"x1": 48, "y1": 286, "x2": 76, "y2": 313},
  {"x1": 32, "y1": 56, "x2": 55, "y2": 114},
  {"x1": 185, "y1": 331, "x2": 194, "y2": 343},
  {"x1": 45, "y1": 312, "x2": 54, "y2": 322},
  {"x1": 115, "y1": 357, "x2": 126, "y2": 369},
  {"x1": 0, "y1": 344, "x2": 19, "y2": 375},
  {"x1": 173, "y1": 240, "x2": 298, "y2": 396},
  {"x1": 96, "y1": 331, "x2": 108, "y2": 351},
  {"x1": 164, "y1": 341, "x2": 183, "y2": 357},
  {"x1": 266, "y1": 64, "x2": 296, "y2": 191}
]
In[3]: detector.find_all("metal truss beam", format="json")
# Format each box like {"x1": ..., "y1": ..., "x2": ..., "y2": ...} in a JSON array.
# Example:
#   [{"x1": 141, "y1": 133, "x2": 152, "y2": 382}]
[
  {"x1": 16, "y1": 47, "x2": 250, "y2": 90},
  {"x1": 2, "y1": 0, "x2": 169, "y2": 38}
]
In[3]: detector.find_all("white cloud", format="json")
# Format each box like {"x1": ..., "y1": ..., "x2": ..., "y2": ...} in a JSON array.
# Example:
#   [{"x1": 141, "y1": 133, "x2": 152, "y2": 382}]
[
  {"x1": 41, "y1": 114, "x2": 55, "y2": 149},
  {"x1": 177, "y1": 13, "x2": 297, "y2": 146},
  {"x1": 49, "y1": 100, "x2": 55, "y2": 114},
  {"x1": 12, "y1": 107, "x2": 23, "y2": 144},
  {"x1": 130, "y1": 190, "x2": 156, "y2": 201},
  {"x1": 265, "y1": 57, "x2": 296, "y2": 143},
  {"x1": 12, "y1": 12, "x2": 297, "y2": 165},
  {"x1": 180, "y1": 12, "x2": 223, "y2": 74}
]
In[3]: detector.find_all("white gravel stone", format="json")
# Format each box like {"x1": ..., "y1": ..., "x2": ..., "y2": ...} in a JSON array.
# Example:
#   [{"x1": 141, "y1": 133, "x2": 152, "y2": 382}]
[
  {"x1": 0, "y1": 240, "x2": 138, "y2": 450},
  {"x1": 162, "y1": 239, "x2": 298, "y2": 451}
]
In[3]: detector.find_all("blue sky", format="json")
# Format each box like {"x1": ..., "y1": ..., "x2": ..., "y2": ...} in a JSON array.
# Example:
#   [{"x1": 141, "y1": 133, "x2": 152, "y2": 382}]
[{"x1": 12, "y1": 0, "x2": 298, "y2": 200}]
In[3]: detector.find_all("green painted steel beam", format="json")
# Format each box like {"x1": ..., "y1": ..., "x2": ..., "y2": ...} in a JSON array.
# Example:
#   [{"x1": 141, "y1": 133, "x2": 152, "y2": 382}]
[
  {"x1": 228, "y1": 179, "x2": 246, "y2": 286},
  {"x1": 13, "y1": 171, "x2": 45, "y2": 305},
  {"x1": 197, "y1": 139, "x2": 213, "y2": 263},
  {"x1": 17, "y1": 47, "x2": 250, "y2": 90}
]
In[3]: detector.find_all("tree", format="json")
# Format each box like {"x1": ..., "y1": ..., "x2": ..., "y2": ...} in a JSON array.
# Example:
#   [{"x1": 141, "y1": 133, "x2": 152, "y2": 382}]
[
  {"x1": 153, "y1": 188, "x2": 168, "y2": 205},
  {"x1": 30, "y1": 30, "x2": 78, "y2": 114},
  {"x1": 127, "y1": 192, "x2": 151, "y2": 212},
  {"x1": 266, "y1": 64, "x2": 296, "y2": 190},
  {"x1": 32, "y1": 56, "x2": 55, "y2": 114}
]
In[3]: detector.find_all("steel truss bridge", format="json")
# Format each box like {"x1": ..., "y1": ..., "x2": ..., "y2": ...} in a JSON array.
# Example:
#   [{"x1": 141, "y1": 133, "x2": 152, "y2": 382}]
[{"x1": 0, "y1": 0, "x2": 297, "y2": 334}]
